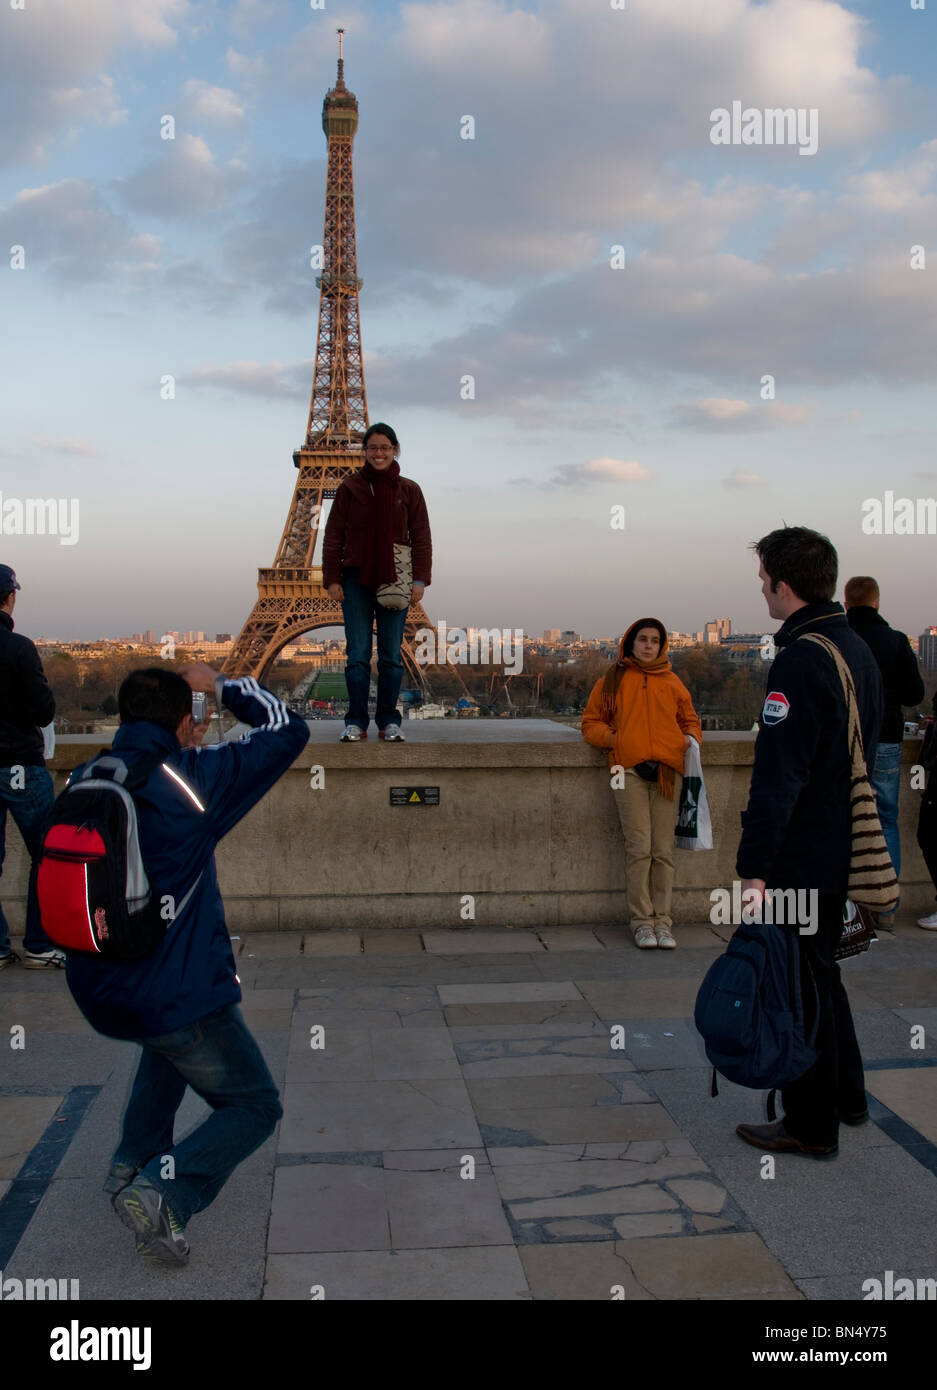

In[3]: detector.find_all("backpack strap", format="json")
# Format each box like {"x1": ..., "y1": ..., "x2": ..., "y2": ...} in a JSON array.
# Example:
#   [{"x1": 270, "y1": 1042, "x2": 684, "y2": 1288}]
[{"x1": 76, "y1": 751, "x2": 166, "y2": 791}]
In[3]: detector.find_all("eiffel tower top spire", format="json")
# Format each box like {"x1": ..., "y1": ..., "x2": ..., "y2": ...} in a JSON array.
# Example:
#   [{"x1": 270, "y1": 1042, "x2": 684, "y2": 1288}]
[{"x1": 305, "y1": 28, "x2": 367, "y2": 448}]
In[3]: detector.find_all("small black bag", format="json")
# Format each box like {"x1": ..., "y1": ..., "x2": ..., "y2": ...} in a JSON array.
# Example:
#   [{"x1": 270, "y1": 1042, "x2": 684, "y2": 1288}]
[{"x1": 633, "y1": 760, "x2": 659, "y2": 783}]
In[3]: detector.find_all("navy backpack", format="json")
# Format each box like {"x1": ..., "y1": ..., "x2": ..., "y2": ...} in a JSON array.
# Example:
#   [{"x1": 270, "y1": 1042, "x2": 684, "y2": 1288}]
[{"x1": 694, "y1": 918, "x2": 819, "y2": 1115}]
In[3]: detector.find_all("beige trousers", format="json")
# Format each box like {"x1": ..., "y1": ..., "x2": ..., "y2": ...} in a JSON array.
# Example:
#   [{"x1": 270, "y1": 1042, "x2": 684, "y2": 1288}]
[{"x1": 614, "y1": 768, "x2": 683, "y2": 930}]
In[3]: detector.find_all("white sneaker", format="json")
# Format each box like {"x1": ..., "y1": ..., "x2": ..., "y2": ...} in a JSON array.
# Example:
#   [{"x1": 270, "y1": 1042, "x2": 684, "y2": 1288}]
[
  {"x1": 22, "y1": 948, "x2": 66, "y2": 969},
  {"x1": 340, "y1": 726, "x2": 366, "y2": 742},
  {"x1": 917, "y1": 911, "x2": 937, "y2": 931},
  {"x1": 633, "y1": 926, "x2": 657, "y2": 949}
]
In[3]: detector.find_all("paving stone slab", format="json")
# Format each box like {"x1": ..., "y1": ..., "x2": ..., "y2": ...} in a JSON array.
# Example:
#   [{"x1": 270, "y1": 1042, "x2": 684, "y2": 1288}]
[
  {"x1": 466, "y1": 1074, "x2": 641, "y2": 1110},
  {"x1": 536, "y1": 930, "x2": 602, "y2": 951},
  {"x1": 264, "y1": 1246, "x2": 531, "y2": 1300},
  {"x1": 0, "y1": 993, "x2": 88, "y2": 1033},
  {"x1": 369, "y1": 1027, "x2": 460, "y2": 1081},
  {"x1": 237, "y1": 1009, "x2": 293, "y2": 1031},
  {"x1": 518, "y1": 1241, "x2": 657, "y2": 1300},
  {"x1": 438, "y1": 982, "x2": 583, "y2": 1005},
  {"x1": 362, "y1": 933, "x2": 424, "y2": 955},
  {"x1": 612, "y1": 1213, "x2": 684, "y2": 1238},
  {"x1": 443, "y1": 1001, "x2": 598, "y2": 1027},
  {"x1": 382, "y1": 1148, "x2": 489, "y2": 1173},
  {"x1": 487, "y1": 1144, "x2": 585, "y2": 1166},
  {"x1": 612, "y1": 1231, "x2": 801, "y2": 1299},
  {"x1": 460, "y1": 1055, "x2": 638, "y2": 1079},
  {"x1": 285, "y1": 1028, "x2": 374, "y2": 1083},
  {"x1": 296, "y1": 986, "x2": 441, "y2": 1012},
  {"x1": 448, "y1": 1021, "x2": 608, "y2": 1042},
  {"x1": 1, "y1": 1031, "x2": 126, "y2": 1088},
  {"x1": 494, "y1": 1154, "x2": 712, "y2": 1202},
  {"x1": 242, "y1": 936, "x2": 305, "y2": 957},
  {"x1": 478, "y1": 1103, "x2": 683, "y2": 1147},
  {"x1": 423, "y1": 931, "x2": 546, "y2": 954},
  {"x1": 268, "y1": 1163, "x2": 389, "y2": 1253},
  {"x1": 301, "y1": 934, "x2": 363, "y2": 957},
  {"x1": 866, "y1": 1068, "x2": 937, "y2": 1143},
  {"x1": 385, "y1": 1168, "x2": 513, "y2": 1248},
  {"x1": 576, "y1": 978, "x2": 704, "y2": 1018},
  {"x1": 279, "y1": 1080, "x2": 481, "y2": 1152},
  {"x1": 239, "y1": 989, "x2": 296, "y2": 1009},
  {"x1": 795, "y1": 1271, "x2": 937, "y2": 1300},
  {"x1": 666, "y1": 1178, "x2": 728, "y2": 1213}
]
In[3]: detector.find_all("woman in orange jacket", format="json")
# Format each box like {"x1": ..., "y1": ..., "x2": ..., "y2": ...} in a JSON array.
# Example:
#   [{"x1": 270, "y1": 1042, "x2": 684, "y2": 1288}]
[{"x1": 582, "y1": 618, "x2": 702, "y2": 950}]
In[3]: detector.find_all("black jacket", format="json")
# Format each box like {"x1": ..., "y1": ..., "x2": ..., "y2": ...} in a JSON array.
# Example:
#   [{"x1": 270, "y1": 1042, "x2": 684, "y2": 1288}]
[
  {"x1": 737, "y1": 602, "x2": 883, "y2": 893},
  {"x1": 846, "y1": 606, "x2": 925, "y2": 743},
  {"x1": 0, "y1": 610, "x2": 55, "y2": 768}
]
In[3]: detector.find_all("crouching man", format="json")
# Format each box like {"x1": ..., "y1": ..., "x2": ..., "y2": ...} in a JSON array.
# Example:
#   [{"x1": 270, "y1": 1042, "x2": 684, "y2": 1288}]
[{"x1": 64, "y1": 665, "x2": 309, "y2": 1264}]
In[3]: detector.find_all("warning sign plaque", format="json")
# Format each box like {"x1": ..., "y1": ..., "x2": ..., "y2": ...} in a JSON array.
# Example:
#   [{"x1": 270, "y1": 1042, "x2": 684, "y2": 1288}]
[{"x1": 389, "y1": 786, "x2": 440, "y2": 806}]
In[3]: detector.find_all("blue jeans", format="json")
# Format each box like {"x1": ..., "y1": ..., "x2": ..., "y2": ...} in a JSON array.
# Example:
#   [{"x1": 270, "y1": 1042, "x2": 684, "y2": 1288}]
[
  {"x1": 870, "y1": 742, "x2": 901, "y2": 912},
  {"x1": 113, "y1": 1003, "x2": 282, "y2": 1227},
  {"x1": 340, "y1": 567, "x2": 408, "y2": 731},
  {"x1": 0, "y1": 763, "x2": 56, "y2": 954}
]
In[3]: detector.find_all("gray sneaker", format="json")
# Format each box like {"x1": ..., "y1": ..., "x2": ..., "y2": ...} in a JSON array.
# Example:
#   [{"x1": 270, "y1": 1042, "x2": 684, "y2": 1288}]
[
  {"x1": 380, "y1": 726, "x2": 405, "y2": 741},
  {"x1": 103, "y1": 1162, "x2": 139, "y2": 1196},
  {"x1": 22, "y1": 948, "x2": 66, "y2": 969},
  {"x1": 340, "y1": 726, "x2": 366, "y2": 742},
  {"x1": 0, "y1": 951, "x2": 19, "y2": 971},
  {"x1": 113, "y1": 1183, "x2": 189, "y2": 1265}
]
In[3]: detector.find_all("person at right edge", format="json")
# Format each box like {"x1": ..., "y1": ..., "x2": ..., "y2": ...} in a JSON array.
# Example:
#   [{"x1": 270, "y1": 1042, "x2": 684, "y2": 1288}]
[
  {"x1": 734, "y1": 527, "x2": 883, "y2": 1160},
  {"x1": 843, "y1": 575, "x2": 925, "y2": 928}
]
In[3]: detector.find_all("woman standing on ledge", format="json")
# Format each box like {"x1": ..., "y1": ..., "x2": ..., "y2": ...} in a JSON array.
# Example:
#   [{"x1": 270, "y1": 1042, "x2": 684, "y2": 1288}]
[
  {"x1": 322, "y1": 422, "x2": 432, "y2": 742},
  {"x1": 582, "y1": 619, "x2": 702, "y2": 950}
]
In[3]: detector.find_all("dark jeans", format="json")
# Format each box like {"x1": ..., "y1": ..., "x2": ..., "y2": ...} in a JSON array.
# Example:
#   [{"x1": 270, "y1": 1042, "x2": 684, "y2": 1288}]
[
  {"x1": 0, "y1": 763, "x2": 56, "y2": 954},
  {"x1": 919, "y1": 770, "x2": 937, "y2": 901},
  {"x1": 340, "y1": 567, "x2": 408, "y2": 731},
  {"x1": 113, "y1": 1003, "x2": 282, "y2": 1227},
  {"x1": 781, "y1": 892, "x2": 865, "y2": 1148}
]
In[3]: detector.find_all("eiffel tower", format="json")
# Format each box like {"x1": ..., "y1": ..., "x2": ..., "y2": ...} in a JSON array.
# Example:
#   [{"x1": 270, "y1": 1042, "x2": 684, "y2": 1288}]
[{"x1": 223, "y1": 31, "x2": 445, "y2": 697}]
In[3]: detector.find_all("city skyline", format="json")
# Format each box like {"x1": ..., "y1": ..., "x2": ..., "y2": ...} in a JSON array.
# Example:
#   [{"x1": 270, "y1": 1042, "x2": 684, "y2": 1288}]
[{"x1": 2, "y1": 2, "x2": 937, "y2": 642}]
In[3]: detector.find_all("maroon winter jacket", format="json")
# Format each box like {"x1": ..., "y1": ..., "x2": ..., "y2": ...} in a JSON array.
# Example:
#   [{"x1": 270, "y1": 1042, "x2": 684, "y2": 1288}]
[{"x1": 322, "y1": 470, "x2": 432, "y2": 590}]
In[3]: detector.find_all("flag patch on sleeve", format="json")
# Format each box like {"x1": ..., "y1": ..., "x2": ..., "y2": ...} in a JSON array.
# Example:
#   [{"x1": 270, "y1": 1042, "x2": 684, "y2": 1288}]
[{"x1": 762, "y1": 692, "x2": 790, "y2": 725}]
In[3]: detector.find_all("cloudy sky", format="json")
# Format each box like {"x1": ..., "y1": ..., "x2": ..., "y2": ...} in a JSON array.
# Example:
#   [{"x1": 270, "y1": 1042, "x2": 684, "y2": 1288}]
[{"x1": 2, "y1": 0, "x2": 935, "y2": 644}]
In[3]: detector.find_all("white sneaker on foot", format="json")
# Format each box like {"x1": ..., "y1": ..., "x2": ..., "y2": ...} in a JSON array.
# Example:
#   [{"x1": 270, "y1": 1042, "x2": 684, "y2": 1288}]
[
  {"x1": 654, "y1": 927, "x2": 677, "y2": 949},
  {"x1": 633, "y1": 926, "x2": 657, "y2": 949},
  {"x1": 917, "y1": 910, "x2": 937, "y2": 930}
]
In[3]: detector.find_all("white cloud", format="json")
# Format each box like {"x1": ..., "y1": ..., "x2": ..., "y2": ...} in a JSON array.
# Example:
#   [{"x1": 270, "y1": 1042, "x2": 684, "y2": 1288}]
[
  {"x1": 0, "y1": 0, "x2": 188, "y2": 166},
  {"x1": 182, "y1": 360, "x2": 311, "y2": 398},
  {"x1": 116, "y1": 135, "x2": 250, "y2": 219},
  {"x1": 182, "y1": 80, "x2": 245, "y2": 127},
  {"x1": 32, "y1": 437, "x2": 100, "y2": 457},
  {"x1": 723, "y1": 470, "x2": 766, "y2": 487},
  {"x1": 583, "y1": 458, "x2": 650, "y2": 482},
  {"x1": 0, "y1": 179, "x2": 159, "y2": 281}
]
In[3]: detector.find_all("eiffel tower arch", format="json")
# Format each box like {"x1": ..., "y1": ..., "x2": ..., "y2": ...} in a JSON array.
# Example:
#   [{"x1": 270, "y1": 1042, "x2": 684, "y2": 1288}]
[{"x1": 223, "y1": 32, "x2": 455, "y2": 699}]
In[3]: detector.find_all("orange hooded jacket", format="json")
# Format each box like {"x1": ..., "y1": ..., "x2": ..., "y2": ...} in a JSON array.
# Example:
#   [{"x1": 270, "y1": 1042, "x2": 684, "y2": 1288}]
[{"x1": 581, "y1": 620, "x2": 703, "y2": 773}]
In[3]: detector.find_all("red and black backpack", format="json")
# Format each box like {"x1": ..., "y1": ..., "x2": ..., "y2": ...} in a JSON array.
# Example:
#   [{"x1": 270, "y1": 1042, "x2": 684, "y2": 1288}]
[{"x1": 37, "y1": 752, "x2": 201, "y2": 963}]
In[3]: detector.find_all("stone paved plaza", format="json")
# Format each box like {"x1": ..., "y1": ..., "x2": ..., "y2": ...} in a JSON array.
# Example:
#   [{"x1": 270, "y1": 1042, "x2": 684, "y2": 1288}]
[{"x1": 2, "y1": 920, "x2": 936, "y2": 1301}]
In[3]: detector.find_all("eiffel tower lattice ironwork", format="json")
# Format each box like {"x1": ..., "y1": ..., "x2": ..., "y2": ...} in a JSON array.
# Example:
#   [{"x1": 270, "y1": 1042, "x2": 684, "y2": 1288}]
[{"x1": 223, "y1": 32, "x2": 454, "y2": 699}]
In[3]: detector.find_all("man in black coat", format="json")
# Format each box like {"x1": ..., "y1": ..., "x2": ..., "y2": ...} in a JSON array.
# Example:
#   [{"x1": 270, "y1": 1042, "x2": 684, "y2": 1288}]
[
  {"x1": 734, "y1": 528, "x2": 884, "y2": 1158},
  {"x1": 844, "y1": 575, "x2": 925, "y2": 923},
  {"x1": 0, "y1": 566, "x2": 62, "y2": 968}
]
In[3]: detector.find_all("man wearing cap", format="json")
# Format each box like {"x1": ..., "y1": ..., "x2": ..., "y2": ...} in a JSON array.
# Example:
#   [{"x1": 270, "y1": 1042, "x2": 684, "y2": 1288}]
[{"x1": 0, "y1": 566, "x2": 63, "y2": 969}]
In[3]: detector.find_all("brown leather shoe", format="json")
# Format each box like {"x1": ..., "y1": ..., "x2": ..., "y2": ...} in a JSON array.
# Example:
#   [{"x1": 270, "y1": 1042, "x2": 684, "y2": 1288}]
[{"x1": 735, "y1": 1120, "x2": 838, "y2": 1159}]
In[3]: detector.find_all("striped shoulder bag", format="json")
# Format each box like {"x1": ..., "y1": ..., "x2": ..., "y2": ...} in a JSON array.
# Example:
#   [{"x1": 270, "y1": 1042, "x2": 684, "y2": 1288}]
[{"x1": 798, "y1": 633, "x2": 899, "y2": 912}]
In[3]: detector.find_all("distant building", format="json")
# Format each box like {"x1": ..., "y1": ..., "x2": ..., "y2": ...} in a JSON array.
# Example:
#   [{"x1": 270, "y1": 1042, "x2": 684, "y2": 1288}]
[
  {"x1": 560, "y1": 630, "x2": 580, "y2": 644},
  {"x1": 920, "y1": 627, "x2": 937, "y2": 673},
  {"x1": 215, "y1": 633, "x2": 231, "y2": 643},
  {"x1": 543, "y1": 629, "x2": 561, "y2": 643}
]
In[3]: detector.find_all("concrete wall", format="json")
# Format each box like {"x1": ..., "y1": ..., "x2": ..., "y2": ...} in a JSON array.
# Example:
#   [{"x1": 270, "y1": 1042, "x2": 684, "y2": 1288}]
[{"x1": 2, "y1": 735, "x2": 932, "y2": 932}]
